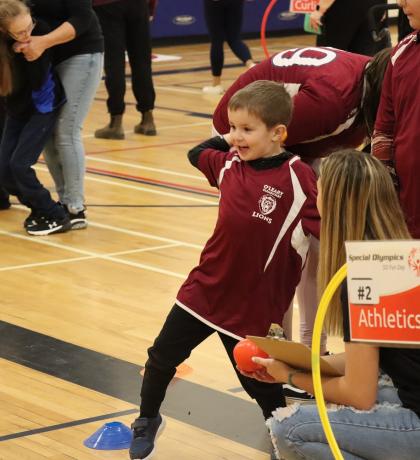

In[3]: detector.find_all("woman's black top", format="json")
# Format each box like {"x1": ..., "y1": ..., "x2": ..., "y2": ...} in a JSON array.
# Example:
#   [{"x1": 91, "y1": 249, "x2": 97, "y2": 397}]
[{"x1": 29, "y1": 0, "x2": 104, "y2": 64}]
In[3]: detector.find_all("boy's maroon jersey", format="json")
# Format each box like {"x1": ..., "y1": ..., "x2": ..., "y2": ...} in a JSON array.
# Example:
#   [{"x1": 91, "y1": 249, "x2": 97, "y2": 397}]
[
  {"x1": 213, "y1": 47, "x2": 370, "y2": 159},
  {"x1": 374, "y1": 33, "x2": 420, "y2": 238},
  {"x1": 176, "y1": 149, "x2": 320, "y2": 339}
]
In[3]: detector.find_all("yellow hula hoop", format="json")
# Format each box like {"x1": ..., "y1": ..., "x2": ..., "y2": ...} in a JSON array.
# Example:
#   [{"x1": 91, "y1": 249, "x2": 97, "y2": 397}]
[{"x1": 311, "y1": 263, "x2": 347, "y2": 460}]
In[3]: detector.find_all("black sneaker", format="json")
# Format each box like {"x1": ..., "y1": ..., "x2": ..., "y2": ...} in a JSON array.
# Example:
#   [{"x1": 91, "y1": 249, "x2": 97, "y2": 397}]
[
  {"x1": 129, "y1": 414, "x2": 165, "y2": 460},
  {"x1": 26, "y1": 215, "x2": 71, "y2": 236},
  {"x1": 64, "y1": 205, "x2": 87, "y2": 230},
  {"x1": 24, "y1": 210, "x2": 41, "y2": 229},
  {"x1": 283, "y1": 384, "x2": 315, "y2": 404}
]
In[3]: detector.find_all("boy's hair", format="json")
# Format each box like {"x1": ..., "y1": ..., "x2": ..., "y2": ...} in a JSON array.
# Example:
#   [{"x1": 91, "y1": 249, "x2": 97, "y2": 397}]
[
  {"x1": 0, "y1": 0, "x2": 29, "y2": 96},
  {"x1": 318, "y1": 150, "x2": 410, "y2": 336},
  {"x1": 361, "y1": 47, "x2": 392, "y2": 136},
  {"x1": 228, "y1": 80, "x2": 293, "y2": 128}
]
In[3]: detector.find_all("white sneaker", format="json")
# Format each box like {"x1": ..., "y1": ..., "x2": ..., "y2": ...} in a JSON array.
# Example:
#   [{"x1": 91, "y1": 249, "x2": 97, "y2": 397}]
[{"x1": 202, "y1": 85, "x2": 224, "y2": 95}]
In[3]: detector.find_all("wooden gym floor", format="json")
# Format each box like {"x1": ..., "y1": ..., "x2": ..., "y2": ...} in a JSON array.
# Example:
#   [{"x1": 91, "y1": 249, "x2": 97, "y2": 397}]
[{"x1": 0, "y1": 27, "x2": 390, "y2": 459}]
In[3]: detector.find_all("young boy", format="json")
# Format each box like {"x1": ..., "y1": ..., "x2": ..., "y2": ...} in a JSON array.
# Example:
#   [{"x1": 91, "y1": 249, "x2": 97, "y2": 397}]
[
  {"x1": 129, "y1": 80, "x2": 320, "y2": 460},
  {"x1": 372, "y1": 0, "x2": 420, "y2": 239}
]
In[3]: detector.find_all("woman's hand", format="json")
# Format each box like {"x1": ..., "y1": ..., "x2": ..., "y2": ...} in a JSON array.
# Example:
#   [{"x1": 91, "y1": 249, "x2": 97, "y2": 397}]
[
  {"x1": 21, "y1": 36, "x2": 48, "y2": 61},
  {"x1": 238, "y1": 357, "x2": 294, "y2": 383},
  {"x1": 309, "y1": 9, "x2": 323, "y2": 32}
]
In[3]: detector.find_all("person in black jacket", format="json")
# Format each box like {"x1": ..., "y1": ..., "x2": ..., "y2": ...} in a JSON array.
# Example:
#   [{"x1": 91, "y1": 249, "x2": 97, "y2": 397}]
[
  {"x1": 310, "y1": 0, "x2": 389, "y2": 56},
  {"x1": 14, "y1": 0, "x2": 104, "y2": 230},
  {"x1": 0, "y1": 0, "x2": 70, "y2": 235}
]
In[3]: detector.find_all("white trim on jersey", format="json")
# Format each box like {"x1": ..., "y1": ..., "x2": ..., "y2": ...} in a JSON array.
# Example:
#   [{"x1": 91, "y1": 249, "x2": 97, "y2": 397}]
[
  {"x1": 291, "y1": 220, "x2": 311, "y2": 268},
  {"x1": 264, "y1": 157, "x2": 307, "y2": 272},
  {"x1": 284, "y1": 82, "x2": 302, "y2": 98},
  {"x1": 298, "y1": 109, "x2": 358, "y2": 144},
  {"x1": 218, "y1": 155, "x2": 241, "y2": 187},
  {"x1": 175, "y1": 299, "x2": 244, "y2": 340},
  {"x1": 392, "y1": 33, "x2": 418, "y2": 66}
]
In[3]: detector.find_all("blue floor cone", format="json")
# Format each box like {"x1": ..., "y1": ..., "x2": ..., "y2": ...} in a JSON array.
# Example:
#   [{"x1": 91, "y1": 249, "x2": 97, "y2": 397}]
[{"x1": 84, "y1": 421, "x2": 132, "y2": 450}]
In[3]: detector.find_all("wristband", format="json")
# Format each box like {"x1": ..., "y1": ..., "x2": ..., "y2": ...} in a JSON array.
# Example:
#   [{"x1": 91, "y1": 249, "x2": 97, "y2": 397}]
[{"x1": 287, "y1": 370, "x2": 303, "y2": 388}]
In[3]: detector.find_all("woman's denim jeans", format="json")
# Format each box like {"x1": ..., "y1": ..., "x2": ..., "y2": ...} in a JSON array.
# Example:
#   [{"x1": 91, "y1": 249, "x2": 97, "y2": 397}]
[
  {"x1": 44, "y1": 53, "x2": 103, "y2": 213},
  {"x1": 268, "y1": 385, "x2": 420, "y2": 460}
]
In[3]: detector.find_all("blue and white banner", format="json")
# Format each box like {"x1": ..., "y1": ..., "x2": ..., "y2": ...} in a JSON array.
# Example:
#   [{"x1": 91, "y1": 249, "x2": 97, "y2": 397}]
[{"x1": 151, "y1": 0, "x2": 304, "y2": 39}]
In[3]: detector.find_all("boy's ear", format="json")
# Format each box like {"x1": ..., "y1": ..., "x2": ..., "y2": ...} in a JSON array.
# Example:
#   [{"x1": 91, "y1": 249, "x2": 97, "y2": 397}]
[{"x1": 273, "y1": 124, "x2": 288, "y2": 144}]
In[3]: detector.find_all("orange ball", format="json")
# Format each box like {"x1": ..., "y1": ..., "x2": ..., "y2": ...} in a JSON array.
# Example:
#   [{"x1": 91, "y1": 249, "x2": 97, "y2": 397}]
[{"x1": 233, "y1": 339, "x2": 268, "y2": 372}]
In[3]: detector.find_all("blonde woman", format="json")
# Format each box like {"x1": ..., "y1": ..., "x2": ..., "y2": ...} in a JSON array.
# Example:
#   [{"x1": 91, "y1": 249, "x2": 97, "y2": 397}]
[{"x1": 242, "y1": 150, "x2": 420, "y2": 460}]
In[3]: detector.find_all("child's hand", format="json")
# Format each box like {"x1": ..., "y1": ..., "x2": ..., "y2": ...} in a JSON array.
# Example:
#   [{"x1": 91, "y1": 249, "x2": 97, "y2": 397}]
[
  {"x1": 240, "y1": 357, "x2": 293, "y2": 383},
  {"x1": 238, "y1": 364, "x2": 277, "y2": 383}
]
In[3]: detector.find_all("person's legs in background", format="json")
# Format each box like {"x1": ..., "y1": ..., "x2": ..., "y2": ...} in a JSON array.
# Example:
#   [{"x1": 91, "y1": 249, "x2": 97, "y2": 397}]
[
  {"x1": 203, "y1": 0, "x2": 225, "y2": 94},
  {"x1": 224, "y1": 0, "x2": 254, "y2": 68},
  {"x1": 296, "y1": 237, "x2": 327, "y2": 355},
  {"x1": 127, "y1": 0, "x2": 157, "y2": 136},
  {"x1": 94, "y1": 1, "x2": 127, "y2": 140},
  {"x1": 43, "y1": 52, "x2": 103, "y2": 229},
  {"x1": 284, "y1": 236, "x2": 326, "y2": 404}
]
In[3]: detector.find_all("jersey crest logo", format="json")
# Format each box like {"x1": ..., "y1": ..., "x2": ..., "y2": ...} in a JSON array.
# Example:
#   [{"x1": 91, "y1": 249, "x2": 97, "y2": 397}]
[
  {"x1": 408, "y1": 247, "x2": 420, "y2": 277},
  {"x1": 258, "y1": 195, "x2": 277, "y2": 215}
]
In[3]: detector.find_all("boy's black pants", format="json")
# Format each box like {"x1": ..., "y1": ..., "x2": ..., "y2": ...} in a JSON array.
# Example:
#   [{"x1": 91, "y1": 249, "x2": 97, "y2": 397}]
[
  {"x1": 0, "y1": 111, "x2": 64, "y2": 218},
  {"x1": 140, "y1": 305, "x2": 285, "y2": 420},
  {"x1": 94, "y1": 0, "x2": 155, "y2": 115}
]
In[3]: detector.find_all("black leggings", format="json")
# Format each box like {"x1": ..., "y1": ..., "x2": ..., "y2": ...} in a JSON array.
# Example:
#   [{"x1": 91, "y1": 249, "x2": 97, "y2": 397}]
[
  {"x1": 203, "y1": 0, "x2": 252, "y2": 77},
  {"x1": 140, "y1": 305, "x2": 285, "y2": 419}
]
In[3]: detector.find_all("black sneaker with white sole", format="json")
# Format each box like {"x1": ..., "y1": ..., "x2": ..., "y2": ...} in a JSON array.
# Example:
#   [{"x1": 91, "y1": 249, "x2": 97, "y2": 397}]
[
  {"x1": 26, "y1": 215, "x2": 71, "y2": 236},
  {"x1": 129, "y1": 414, "x2": 165, "y2": 460},
  {"x1": 64, "y1": 205, "x2": 87, "y2": 230},
  {"x1": 283, "y1": 384, "x2": 315, "y2": 404},
  {"x1": 24, "y1": 210, "x2": 41, "y2": 229}
]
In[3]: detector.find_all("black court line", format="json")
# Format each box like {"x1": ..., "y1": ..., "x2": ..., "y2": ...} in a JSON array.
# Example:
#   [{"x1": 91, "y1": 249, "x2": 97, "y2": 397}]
[
  {"x1": 0, "y1": 321, "x2": 270, "y2": 452},
  {"x1": 0, "y1": 408, "x2": 138, "y2": 442}
]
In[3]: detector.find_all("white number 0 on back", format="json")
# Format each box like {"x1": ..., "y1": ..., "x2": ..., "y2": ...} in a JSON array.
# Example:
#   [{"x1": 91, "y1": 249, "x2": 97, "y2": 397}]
[{"x1": 272, "y1": 47, "x2": 337, "y2": 67}]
